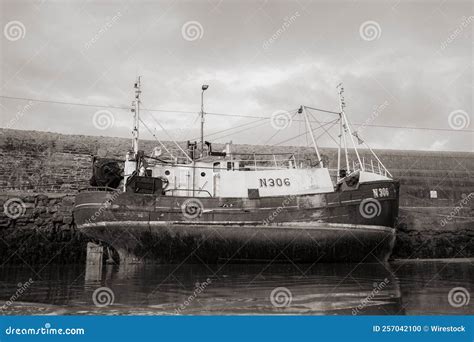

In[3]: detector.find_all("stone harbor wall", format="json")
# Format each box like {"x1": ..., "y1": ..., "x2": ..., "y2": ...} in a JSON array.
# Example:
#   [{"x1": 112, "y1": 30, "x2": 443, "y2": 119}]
[
  {"x1": 0, "y1": 128, "x2": 473, "y2": 264},
  {"x1": 0, "y1": 192, "x2": 88, "y2": 265},
  {"x1": 394, "y1": 207, "x2": 473, "y2": 259}
]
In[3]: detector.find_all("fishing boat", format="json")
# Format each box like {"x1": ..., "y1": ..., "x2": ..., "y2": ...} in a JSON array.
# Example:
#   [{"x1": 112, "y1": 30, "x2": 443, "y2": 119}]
[{"x1": 73, "y1": 78, "x2": 399, "y2": 264}]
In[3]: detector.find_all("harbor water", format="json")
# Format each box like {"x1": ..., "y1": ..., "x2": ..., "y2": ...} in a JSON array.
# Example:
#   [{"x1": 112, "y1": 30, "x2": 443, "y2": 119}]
[{"x1": 0, "y1": 260, "x2": 472, "y2": 315}]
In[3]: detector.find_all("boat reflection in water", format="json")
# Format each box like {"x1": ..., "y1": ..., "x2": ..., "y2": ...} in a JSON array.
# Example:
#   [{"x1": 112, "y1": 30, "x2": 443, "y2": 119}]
[
  {"x1": 3, "y1": 260, "x2": 472, "y2": 315},
  {"x1": 82, "y1": 262, "x2": 402, "y2": 315}
]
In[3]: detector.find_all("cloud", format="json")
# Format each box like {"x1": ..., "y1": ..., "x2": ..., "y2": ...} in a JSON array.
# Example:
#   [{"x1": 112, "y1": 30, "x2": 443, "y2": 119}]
[{"x1": 0, "y1": 0, "x2": 471, "y2": 152}]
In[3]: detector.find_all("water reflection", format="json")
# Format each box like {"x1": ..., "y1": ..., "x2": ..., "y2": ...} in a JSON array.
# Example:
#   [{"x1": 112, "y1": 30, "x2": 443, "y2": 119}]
[
  {"x1": 98, "y1": 263, "x2": 402, "y2": 315},
  {"x1": 393, "y1": 260, "x2": 473, "y2": 315},
  {"x1": 0, "y1": 260, "x2": 471, "y2": 315}
]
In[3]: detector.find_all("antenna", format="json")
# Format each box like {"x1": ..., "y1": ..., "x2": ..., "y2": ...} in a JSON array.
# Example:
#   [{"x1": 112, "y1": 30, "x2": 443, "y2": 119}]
[{"x1": 132, "y1": 76, "x2": 141, "y2": 155}]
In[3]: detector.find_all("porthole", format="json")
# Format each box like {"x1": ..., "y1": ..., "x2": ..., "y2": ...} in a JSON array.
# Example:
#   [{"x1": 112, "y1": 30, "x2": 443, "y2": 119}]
[
  {"x1": 164, "y1": 170, "x2": 170, "y2": 176},
  {"x1": 201, "y1": 172, "x2": 206, "y2": 177}
]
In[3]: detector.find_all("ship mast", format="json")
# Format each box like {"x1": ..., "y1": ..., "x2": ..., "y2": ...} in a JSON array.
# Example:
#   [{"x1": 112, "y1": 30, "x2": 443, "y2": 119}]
[
  {"x1": 200, "y1": 84, "x2": 209, "y2": 158},
  {"x1": 337, "y1": 113, "x2": 342, "y2": 181},
  {"x1": 337, "y1": 83, "x2": 350, "y2": 173},
  {"x1": 337, "y1": 83, "x2": 363, "y2": 173},
  {"x1": 132, "y1": 76, "x2": 141, "y2": 155}
]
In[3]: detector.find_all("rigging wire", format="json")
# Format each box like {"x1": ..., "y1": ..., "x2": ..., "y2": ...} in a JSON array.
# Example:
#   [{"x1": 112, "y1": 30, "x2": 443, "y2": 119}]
[
  {"x1": 188, "y1": 117, "x2": 268, "y2": 142},
  {"x1": 0, "y1": 95, "x2": 130, "y2": 110},
  {"x1": 145, "y1": 108, "x2": 201, "y2": 142},
  {"x1": 304, "y1": 105, "x2": 341, "y2": 115},
  {"x1": 274, "y1": 118, "x2": 340, "y2": 146},
  {"x1": 307, "y1": 108, "x2": 340, "y2": 146},
  {"x1": 262, "y1": 110, "x2": 299, "y2": 145},
  {"x1": 138, "y1": 117, "x2": 175, "y2": 158},
  {"x1": 144, "y1": 111, "x2": 192, "y2": 162},
  {"x1": 0, "y1": 94, "x2": 472, "y2": 133},
  {"x1": 211, "y1": 120, "x2": 270, "y2": 142}
]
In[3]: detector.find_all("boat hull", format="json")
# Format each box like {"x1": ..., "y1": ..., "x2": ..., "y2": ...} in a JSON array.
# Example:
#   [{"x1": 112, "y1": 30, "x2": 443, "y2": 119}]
[
  {"x1": 80, "y1": 221, "x2": 395, "y2": 263},
  {"x1": 73, "y1": 180, "x2": 399, "y2": 263}
]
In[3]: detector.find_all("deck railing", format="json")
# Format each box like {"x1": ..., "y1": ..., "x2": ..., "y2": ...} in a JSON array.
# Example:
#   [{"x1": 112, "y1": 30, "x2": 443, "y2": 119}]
[
  {"x1": 350, "y1": 158, "x2": 392, "y2": 177},
  {"x1": 164, "y1": 188, "x2": 212, "y2": 197},
  {"x1": 78, "y1": 186, "x2": 120, "y2": 192}
]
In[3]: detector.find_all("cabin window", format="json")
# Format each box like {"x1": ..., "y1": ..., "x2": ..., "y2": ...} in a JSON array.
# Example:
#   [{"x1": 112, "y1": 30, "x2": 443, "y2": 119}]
[
  {"x1": 227, "y1": 162, "x2": 233, "y2": 171},
  {"x1": 213, "y1": 162, "x2": 220, "y2": 172},
  {"x1": 164, "y1": 170, "x2": 170, "y2": 176},
  {"x1": 201, "y1": 172, "x2": 206, "y2": 177}
]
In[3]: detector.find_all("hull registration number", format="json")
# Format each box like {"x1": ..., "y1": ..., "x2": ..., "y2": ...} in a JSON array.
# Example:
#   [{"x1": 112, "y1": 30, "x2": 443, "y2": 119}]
[
  {"x1": 373, "y1": 187, "x2": 389, "y2": 198},
  {"x1": 259, "y1": 178, "x2": 291, "y2": 187}
]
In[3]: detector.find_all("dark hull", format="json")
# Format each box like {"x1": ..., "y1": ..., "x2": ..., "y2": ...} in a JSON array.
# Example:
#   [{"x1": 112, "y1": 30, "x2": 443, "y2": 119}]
[{"x1": 73, "y1": 180, "x2": 399, "y2": 263}]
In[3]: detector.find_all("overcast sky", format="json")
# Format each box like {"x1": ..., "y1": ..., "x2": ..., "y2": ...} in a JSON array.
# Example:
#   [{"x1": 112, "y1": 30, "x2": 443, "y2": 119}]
[{"x1": 0, "y1": 0, "x2": 472, "y2": 152}]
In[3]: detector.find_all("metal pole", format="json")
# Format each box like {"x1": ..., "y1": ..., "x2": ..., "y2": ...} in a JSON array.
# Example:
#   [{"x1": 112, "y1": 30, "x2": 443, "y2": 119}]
[
  {"x1": 200, "y1": 89, "x2": 204, "y2": 157},
  {"x1": 342, "y1": 112, "x2": 364, "y2": 171},
  {"x1": 337, "y1": 115, "x2": 342, "y2": 181},
  {"x1": 337, "y1": 84, "x2": 350, "y2": 173},
  {"x1": 342, "y1": 121, "x2": 350, "y2": 172},
  {"x1": 132, "y1": 77, "x2": 141, "y2": 156},
  {"x1": 302, "y1": 106, "x2": 324, "y2": 168}
]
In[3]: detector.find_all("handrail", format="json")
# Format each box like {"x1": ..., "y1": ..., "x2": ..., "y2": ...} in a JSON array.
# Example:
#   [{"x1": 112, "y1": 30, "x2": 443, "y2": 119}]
[
  {"x1": 164, "y1": 188, "x2": 213, "y2": 197},
  {"x1": 78, "y1": 186, "x2": 121, "y2": 192},
  {"x1": 229, "y1": 152, "x2": 296, "y2": 156},
  {"x1": 351, "y1": 158, "x2": 390, "y2": 177},
  {"x1": 148, "y1": 154, "x2": 307, "y2": 171}
]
